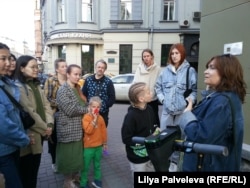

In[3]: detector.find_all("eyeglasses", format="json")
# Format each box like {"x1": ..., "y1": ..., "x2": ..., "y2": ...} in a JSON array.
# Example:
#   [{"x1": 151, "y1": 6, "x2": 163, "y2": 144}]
[
  {"x1": 28, "y1": 66, "x2": 39, "y2": 70},
  {"x1": 0, "y1": 56, "x2": 12, "y2": 62}
]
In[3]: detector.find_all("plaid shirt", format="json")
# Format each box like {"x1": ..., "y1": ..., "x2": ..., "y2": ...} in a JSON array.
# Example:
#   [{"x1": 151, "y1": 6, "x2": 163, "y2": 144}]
[
  {"x1": 56, "y1": 82, "x2": 88, "y2": 143},
  {"x1": 44, "y1": 75, "x2": 60, "y2": 110}
]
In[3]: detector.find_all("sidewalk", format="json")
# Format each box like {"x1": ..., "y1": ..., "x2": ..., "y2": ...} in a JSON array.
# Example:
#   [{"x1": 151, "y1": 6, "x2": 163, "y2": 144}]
[{"x1": 37, "y1": 103, "x2": 133, "y2": 188}]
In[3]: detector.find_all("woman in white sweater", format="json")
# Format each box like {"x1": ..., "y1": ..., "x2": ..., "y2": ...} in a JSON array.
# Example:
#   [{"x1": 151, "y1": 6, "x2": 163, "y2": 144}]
[{"x1": 133, "y1": 48, "x2": 162, "y2": 126}]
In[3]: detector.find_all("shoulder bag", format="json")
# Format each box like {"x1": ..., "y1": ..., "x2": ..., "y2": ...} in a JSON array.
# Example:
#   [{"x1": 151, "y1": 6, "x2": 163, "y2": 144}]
[
  {"x1": 183, "y1": 66, "x2": 192, "y2": 98},
  {"x1": 0, "y1": 86, "x2": 35, "y2": 130}
]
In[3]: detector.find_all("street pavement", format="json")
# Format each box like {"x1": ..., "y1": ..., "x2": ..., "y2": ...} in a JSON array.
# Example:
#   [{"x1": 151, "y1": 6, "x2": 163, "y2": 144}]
[
  {"x1": 37, "y1": 102, "x2": 134, "y2": 188},
  {"x1": 34, "y1": 102, "x2": 250, "y2": 187}
]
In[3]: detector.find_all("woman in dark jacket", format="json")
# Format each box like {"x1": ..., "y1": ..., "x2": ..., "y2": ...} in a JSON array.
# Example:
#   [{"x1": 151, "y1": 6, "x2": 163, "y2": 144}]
[{"x1": 179, "y1": 54, "x2": 246, "y2": 171}]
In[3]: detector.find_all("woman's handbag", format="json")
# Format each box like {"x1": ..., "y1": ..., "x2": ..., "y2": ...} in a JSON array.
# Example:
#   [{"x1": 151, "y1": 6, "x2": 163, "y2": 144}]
[
  {"x1": 19, "y1": 109, "x2": 35, "y2": 130},
  {"x1": 183, "y1": 66, "x2": 192, "y2": 98},
  {"x1": 0, "y1": 86, "x2": 35, "y2": 129}
]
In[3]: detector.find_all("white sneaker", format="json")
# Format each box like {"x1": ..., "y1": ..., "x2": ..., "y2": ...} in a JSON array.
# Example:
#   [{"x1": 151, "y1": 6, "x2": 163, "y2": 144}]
[
  {"x1": 168, "y1": 162, "x2": 178, "y2": 172},
  {"x1": 51, "y1": 164, "x2": 58, "y2": 173}
]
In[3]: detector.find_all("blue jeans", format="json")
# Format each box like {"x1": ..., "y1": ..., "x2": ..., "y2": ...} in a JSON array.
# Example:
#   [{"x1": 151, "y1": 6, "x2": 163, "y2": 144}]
[{"x1": 0, "y1": 150, "x2": 23, "y2": 188}]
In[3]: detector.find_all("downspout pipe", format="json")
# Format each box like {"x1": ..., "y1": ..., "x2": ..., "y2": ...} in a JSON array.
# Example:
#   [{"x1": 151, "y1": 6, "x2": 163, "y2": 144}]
[{"x1": 150, "y1": 0, "x2": 154, "y2": 50}]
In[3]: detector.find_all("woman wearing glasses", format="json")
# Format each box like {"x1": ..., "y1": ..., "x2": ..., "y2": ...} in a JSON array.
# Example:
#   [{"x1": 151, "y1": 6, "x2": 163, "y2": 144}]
[
  {"x1": 179, "y1": 54, "x2": 246, "y2": 171},
  {"x1": 14, "y1": 55, "x2": 54, "y2": 188}
]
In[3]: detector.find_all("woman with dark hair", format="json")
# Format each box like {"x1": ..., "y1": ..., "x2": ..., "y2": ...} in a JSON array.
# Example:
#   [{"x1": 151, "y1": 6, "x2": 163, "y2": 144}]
[
  {"x1": 6, "y1": 53, "x2": 17, "y2": 79},
  {"x1": 0, "y1": 43, "x2": 30, "y2": 188},
  {"x1": 14, "y1": 55, "x2": 54, "y2": 188},
  {"x1": 155, "y1": 43, "x2": 197, "y2": 171},
  {"x1": 56, "y1": 64, "x2": 88, "y2": 188},
  {"x1": 179, "y1": 54, "x2": 246, "y2": 171},
  {"x1": 133, "y1": 49, "x2": 161, "y2": 126}
]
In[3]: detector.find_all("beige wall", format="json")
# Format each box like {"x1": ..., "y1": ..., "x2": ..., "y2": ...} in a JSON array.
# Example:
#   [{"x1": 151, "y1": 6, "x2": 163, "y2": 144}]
[
  {"x1": 102, "y1": 33, "x2": 181, "y2": 75},
  {"x1": 43, "y1": 31, "x2": 182, "y2": 75}
]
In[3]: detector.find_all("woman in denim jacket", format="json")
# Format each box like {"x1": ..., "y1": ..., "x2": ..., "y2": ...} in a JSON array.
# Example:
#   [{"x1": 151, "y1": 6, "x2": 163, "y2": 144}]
[
  {"x1": 179, "y1": 54, "x2": 246, "y2": 171},
  {"x1": 155, "y1": 43, "x2": 197, "y2": 171},
  {"x1": 155, "y1": 43, "x2": 197, "y2": 130},
  {"x1": 0, "y1": 42, "x2": 30, "y2": 188}
]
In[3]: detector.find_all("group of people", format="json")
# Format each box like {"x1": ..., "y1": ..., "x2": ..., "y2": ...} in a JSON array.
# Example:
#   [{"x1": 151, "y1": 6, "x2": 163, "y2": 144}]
[
  {"x1": 0, "y1": 41, "x2": 115, "y2": 188},
  {"x1": 43, "y1": 59, "x2": 114, "y2": 188},
  {"x1": 0, "y1": 40, "x2": 247, "y2": 188},
  {"x1": 121, "y1": 43, "x2": 246, "y2": 180},
  {"x1": 0, "y1": 42, "x2": 53, "y2": 188}
]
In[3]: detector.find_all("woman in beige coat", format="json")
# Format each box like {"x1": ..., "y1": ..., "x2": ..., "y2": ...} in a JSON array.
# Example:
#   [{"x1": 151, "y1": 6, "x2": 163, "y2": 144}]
[{"x1": 14, "y1": 55, "x2": 54, "y2": 188}]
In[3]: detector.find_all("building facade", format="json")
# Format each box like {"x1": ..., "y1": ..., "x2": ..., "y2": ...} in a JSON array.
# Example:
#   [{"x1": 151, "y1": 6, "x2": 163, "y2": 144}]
[{"x1": 40, "y1": 0, "x2": 201, "y2": 75}]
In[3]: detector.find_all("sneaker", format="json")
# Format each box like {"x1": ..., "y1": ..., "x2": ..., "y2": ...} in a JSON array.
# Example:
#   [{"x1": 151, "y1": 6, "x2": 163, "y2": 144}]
[
  {"x1": 80, "y1": 185, "x2": 90, "y2": 188},
  {"x1": 80, "y1": 182, "x2": 90, "y2": 188},
  {"x1": 92, "y1": 180, "x2": 102, "y2": 188},
  {"x1": 51, "y1": 164, "x2": 58, "y2": 173},
  {"x1": 168, "y1": 162, "x2": 178, "y2": 172}
]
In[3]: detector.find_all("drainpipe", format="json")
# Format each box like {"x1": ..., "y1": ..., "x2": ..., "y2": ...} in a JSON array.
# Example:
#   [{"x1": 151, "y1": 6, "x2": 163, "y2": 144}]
[{"x1": 150, "y1": 0, "x2": 154, "y2": 50}]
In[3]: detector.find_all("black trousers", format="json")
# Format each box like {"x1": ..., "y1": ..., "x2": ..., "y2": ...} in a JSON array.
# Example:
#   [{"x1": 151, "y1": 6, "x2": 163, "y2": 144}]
[
  {"x1": 48, "y1": 112, "x2": 58, "y2": 164},
  {"x1": 148, "y1": 99, "x2": 160, "y2": 126},
  {"x1": 19, "y1": 153, "x2": 42, "y2": 188},
  {"x1": 100, "y1": 111, "x2": 109, "y2": 127}
]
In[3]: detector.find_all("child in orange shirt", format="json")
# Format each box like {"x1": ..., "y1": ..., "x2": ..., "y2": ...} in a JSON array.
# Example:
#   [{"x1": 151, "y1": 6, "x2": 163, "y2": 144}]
[{"x1": 80, "y1": 96, "x2": 107, "y2": 188}]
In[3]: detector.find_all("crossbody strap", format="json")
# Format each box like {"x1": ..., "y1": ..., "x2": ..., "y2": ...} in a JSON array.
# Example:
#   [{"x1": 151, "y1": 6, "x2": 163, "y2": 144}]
[
  {"x1": 0, "y1": 86, "x2": 24, "y2": 111},
  {"x1": 186, "y1": 66, "x2": 190, "y2": 89},
  {"x1": 222, "y1": 94, "x2": 236, "y2": 143},
  {"x1": 222, "y1": 94, "x2": 237, "y2": 168}
]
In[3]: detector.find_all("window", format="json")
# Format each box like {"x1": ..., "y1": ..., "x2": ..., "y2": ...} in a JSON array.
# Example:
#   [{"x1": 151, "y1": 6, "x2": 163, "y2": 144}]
[
  {"x1": 120, "y1": 0, "x2": 131, "y2": 20},
  {"x1": 57, "y1": 0, "x2": 65, "y2": 22},
  {"x1": 161, "y1": 44, "x2": 172, "y2": 67},
  {"x1": 119, "y1": 45, "x2": 132, "y2": 74},
  {"x1": 163, "y1": 0, "x2": 175, "y2": 21},
  {"x1": 58, "y1": 45, "x2": 66, "y2": 59},
  {"x1": 81, "y1": 45, "x2": 94, "y2": 75},
  {"x1": 81, "y1": 0, "x2": 93, "y2": 22},
  {"x1": 190, "y1": 42, "x2": 199, "y2": 56}
]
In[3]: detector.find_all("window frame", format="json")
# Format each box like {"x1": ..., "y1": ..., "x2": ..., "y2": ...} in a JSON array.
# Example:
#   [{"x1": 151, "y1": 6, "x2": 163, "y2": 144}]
[
  {"x1": 81, "y1": 0, "x2": 93, "y2": 22},
  {"x1": 57, "y1": 0, "x2": 65, "y2": 23},
  {"x1": 120, "y1": 0, "x2": 132, "y2": 20},
  {"x1": 58, "y1": 45, "x2": 66, "y2": 59},
  {"x1": 162, "y1": 0, "x2": 176, "y2": 21},
  {"x1": 161, "y1": 44, "x2": 173, "y2": 67},
  {"x1": 119, "y1": 44, "x2": 132, "y2": 74}
]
